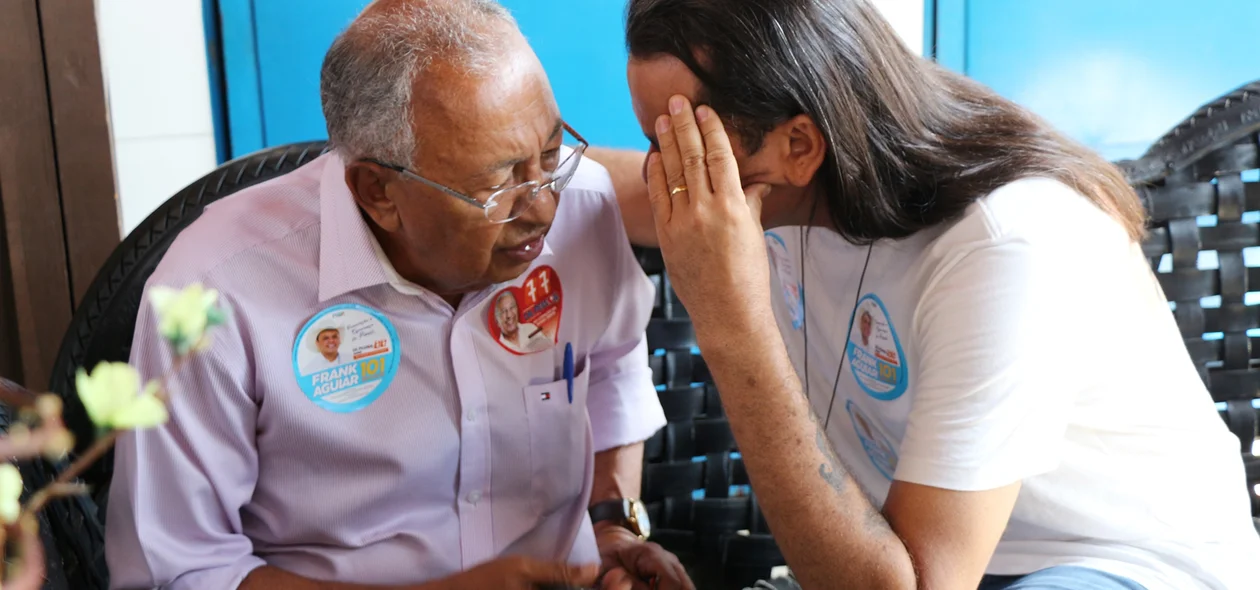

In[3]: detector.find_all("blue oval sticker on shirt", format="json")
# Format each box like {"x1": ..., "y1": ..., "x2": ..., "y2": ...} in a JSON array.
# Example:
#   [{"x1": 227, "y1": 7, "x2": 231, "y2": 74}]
[
  {"x1": 846, "y1": 399, "x2": 899, "y2": 480},
  {"x1": 292, "y1": 303, "x2": 400, "y2": 413},
  {"x1": 846, "y1": 294, "x2": 908, "y2": 401},
  {"x1": 765, "y1": 231, "x2": 804, "y2": 331}
]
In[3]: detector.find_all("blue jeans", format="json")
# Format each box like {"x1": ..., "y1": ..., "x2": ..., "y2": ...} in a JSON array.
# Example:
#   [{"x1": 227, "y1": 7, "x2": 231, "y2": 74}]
[{"x1": 979, "y1": 566, "x2": 1147, "y2": 590}]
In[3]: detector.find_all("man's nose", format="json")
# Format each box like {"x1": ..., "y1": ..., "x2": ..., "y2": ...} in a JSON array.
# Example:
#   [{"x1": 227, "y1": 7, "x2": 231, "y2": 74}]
[{"x1": 513, "y1": 187, "x2": 558, "y2": 227}]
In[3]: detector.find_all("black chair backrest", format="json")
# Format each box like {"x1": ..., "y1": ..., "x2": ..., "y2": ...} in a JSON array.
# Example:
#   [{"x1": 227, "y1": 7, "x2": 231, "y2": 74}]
[
  {"x1": 635, "y1": 248, "x2": 785, "y2": 587},
  {"x1": 1124, "y1": 80, "x2": 1260, "y2": 518},
  {"x1": 47, "y1": 142, "x2": 329, "y2": 494},
  {"x1": 23, "y1": 142, "x2": 328, "y2": 590}
]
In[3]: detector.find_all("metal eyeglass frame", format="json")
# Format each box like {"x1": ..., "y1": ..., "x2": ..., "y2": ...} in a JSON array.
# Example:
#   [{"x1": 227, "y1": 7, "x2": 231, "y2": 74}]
[{"x1": 365, "y1": 122, "x2": 588, "y2": 224}]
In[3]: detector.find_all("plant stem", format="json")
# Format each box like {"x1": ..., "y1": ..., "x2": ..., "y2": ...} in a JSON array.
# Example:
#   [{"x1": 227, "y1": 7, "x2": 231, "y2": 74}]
[
  {"x1": 0, "y1": 523, "x2": 7, "y2": 580},
  {"x1": 154, "y1": 353, "x2": 189, "y2": 404},
  {"x1": 19, "y1": 350, "x2": 189, "y2": 516},
  {"x1": 21, "y1": 430, "x2": 119, "y2": 515}
]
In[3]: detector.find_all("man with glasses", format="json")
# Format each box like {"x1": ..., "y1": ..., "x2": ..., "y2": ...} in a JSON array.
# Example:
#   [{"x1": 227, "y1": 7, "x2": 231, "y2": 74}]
[{"x1": 105, "y1": 1, "x2": 688, "y2": 589}]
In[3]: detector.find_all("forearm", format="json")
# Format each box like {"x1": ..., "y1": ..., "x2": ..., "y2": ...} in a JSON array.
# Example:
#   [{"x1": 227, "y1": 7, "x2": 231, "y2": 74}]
[
  {"x1": 239, "y1": 566, "x2": 432, "y2": 590},
  {"x1": 584, "y1": 147, "x2": 657, "y2": 247},
  {"x1": 696, "y1": 314, "x2": 916, "y2": 590},
  {"x1": 591, "y1": 441, "x2": 645, "y2": 536},
  {"x1": 592, "y1": 441, "x2": 644, "y2": 503}
]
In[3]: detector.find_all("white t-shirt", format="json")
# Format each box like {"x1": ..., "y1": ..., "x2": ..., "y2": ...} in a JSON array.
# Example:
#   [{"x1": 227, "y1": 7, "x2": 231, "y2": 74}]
[{"x1": 765, "y1": 177, "x2": 1260, "y2": 590}]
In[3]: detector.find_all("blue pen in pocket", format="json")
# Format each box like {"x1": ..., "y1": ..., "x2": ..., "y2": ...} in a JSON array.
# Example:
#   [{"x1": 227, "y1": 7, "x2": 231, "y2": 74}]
[{"x1": 563, "y1": 343, "x2": 574, "y2": 404}]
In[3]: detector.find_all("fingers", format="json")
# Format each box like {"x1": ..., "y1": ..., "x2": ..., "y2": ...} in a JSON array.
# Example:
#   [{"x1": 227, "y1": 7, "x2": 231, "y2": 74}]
[
  {"x1": 598, "y1": 566, "x2": 636, "y2": 590},
  {"x1": 695, "y1": 105, "x2": 743, "y2": 204},
  {"x1": 571, "y1": 563, "x2": 602, "y2": 587},
  {"x1": 622, "y1": 543, "x2": 694, "y2": 590},
  {"x1": 743, "y1": 183, "x2": 772, "y2": 229},
  {"x1": 673, "y1": 562, "x2": 694, "y2": 590},
  {"x1": 655, "y1": 115, "x2": 689, "y2": 206},
  {"x1": 524, "y1": 559, "x2": 600, "y2": 587},
  {"x1": 666, "y1": 96, "x2": 713, "y2": 200},
  {"x1": 645, "y1": 152, "x2": 673, "y2": 227}
]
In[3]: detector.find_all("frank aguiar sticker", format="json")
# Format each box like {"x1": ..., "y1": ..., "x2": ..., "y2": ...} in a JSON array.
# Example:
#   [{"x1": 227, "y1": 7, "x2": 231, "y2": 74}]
[{"x1": 292, "y1": 303, "x2": 400, "y2": 412}]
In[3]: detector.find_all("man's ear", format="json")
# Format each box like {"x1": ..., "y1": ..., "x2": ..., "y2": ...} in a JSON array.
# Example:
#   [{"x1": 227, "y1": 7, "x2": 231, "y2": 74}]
[
  {"x1": 779, "y1": 114, "x2": 827, "y2": 188},
  {"x1": 345, "y1": 161, "x2": 402, "y2": 232}
]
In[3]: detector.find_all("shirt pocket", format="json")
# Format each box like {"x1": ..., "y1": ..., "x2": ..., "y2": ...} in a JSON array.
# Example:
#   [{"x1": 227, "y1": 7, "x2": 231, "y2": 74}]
[{"x1": 522, "y1": 363, "x2": 591, "y2": 517}]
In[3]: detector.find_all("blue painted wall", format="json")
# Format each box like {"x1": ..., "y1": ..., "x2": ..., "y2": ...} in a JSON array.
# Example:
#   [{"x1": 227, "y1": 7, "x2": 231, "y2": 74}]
[
  {"x1": 217, "y1": 0, "x2": 266, "y2": 157},
  {"x1": 216, "y1": 0, "x2": 640, "y2": 159},
  {"x1": 215, "y1": 1, "x2": 1260, "y2": 164},
  {"x1": 930, "y1": 0, "x2": 1260, "y2": 161}
]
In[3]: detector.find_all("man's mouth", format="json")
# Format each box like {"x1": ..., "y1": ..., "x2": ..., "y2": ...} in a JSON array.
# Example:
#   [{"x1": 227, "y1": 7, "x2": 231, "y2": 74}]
[{"x1": 500, "y1": 233, "x2": 546, "y2": 263}]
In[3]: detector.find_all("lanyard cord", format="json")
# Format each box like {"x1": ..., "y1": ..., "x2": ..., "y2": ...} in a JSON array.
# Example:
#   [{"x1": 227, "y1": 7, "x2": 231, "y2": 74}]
[{"x1": 800, "y1": 229, "x2": 875, "y2": 431}]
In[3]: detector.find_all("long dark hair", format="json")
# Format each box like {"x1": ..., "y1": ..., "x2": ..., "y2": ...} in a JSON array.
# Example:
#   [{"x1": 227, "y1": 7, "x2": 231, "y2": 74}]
[{"x1": 626, "y1": 0, "x2": 1147, "y2": 243}]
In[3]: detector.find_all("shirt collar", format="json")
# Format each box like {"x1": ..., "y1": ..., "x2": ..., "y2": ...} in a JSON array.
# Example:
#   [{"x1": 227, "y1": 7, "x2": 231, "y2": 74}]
[
  {"x1": 317, "y1": 151, "x2": 556, "y2": 302},
  {"x1": 366, "y1": 225, "x2": 432, "y2": 298},
  {"x1": 317, "y1": 151, "x2": 392, "y2": 302}
]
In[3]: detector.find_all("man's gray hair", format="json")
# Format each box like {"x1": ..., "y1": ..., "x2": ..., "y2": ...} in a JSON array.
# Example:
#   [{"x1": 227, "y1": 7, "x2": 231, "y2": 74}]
[{"x1": 320, "y1": 0, "x2": 516, "y2": 164}]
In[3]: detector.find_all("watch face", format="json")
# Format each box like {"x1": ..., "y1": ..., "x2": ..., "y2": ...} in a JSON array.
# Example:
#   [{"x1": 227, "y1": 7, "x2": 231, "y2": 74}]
[{"x1": 631, "y1": 500, "x2": 651, "y2": 538}]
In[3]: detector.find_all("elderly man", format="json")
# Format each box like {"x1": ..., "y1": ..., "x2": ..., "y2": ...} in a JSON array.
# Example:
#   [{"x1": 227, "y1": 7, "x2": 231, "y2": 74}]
[{"x1": 104, "y1": 1, "x2": 689, "y2": 589}]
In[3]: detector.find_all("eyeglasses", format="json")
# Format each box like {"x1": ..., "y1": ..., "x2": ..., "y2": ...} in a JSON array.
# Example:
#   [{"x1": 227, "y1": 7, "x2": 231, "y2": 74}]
[{"x1": 366, "y1": 122, "x2": 588, "y2": 224}]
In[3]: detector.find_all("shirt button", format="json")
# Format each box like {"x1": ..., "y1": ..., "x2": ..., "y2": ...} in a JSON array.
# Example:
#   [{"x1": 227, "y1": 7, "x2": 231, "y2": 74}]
[
  {"x1": 465, "y1": 409, "x2": 477, "y2": 422},
  {"x1": 466, "y1": 491, "x2": 482, "y2": 505}
]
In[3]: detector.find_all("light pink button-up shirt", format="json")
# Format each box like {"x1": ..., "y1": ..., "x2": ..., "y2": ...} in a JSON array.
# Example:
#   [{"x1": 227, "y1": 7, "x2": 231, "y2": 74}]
[{"x1": 105, "y1": 150, "x2": 666, "y2": 589}]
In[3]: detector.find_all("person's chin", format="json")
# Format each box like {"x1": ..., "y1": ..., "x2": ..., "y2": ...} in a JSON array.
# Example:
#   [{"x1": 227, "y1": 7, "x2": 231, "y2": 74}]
[
  {"x1": 757, "y1": 198, "x2": 794, "y2": 229},
  {"x1": 488, "y1": 257, "x2": 534, "y2": 283},
  {"x1": 757, "y1": 186, "x2": 816, "y2": 229}
]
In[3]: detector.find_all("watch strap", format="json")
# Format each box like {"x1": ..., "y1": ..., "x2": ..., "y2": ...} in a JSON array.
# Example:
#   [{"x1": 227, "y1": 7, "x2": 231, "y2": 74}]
[{"x1": 588, "y1": 499, "x2": 629, "y2": 524}]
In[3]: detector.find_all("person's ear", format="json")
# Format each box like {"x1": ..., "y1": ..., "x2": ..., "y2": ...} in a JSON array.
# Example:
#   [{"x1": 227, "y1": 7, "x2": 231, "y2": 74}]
[
  {"x1": 779, "y1": 114, "x2": 826, "y2": 188},
  {"x1": 345, "y1": 161, "x2": 403, "y2": 232}
]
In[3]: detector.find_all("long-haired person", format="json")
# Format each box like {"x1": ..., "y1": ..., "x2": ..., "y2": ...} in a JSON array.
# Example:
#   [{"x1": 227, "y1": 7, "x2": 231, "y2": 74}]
[{"x1": 614, "y1": 0, "x2": 1260, "y2": 588}]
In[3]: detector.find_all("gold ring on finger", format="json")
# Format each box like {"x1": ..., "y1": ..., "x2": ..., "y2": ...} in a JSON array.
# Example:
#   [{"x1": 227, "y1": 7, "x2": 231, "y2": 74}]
[{"x1": 670, "y1": 185, "x2": 688, "y2": 196}]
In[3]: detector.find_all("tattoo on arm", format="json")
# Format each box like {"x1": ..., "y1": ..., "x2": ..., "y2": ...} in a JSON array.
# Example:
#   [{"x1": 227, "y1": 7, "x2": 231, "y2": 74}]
[{"x1": 814, "y1": 414, "x2": 898, "y2": 536}]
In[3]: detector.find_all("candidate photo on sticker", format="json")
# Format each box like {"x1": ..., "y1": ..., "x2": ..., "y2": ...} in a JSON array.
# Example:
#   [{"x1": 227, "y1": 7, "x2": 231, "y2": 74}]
[
  {"x1": 493, "y1": 291, "x2": 552, "y2": 354},
  {"x1": 487, "y1": 266, "x2": 563, "y2": 355},
  {"x1": 859, "y1": 309, "x2": 873, "y2": 347},
  {"x1": 300, "y1": 320, "x2": 348, "y2": 375},
  {"x1": 853, "y1": 300, "x2": 885, "y2": 345}
]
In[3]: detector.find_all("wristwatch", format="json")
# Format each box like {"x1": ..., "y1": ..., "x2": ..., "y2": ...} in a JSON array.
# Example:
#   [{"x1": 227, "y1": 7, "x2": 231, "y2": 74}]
[{"x1": 589, "y1": 498, "x2": 652, "y2": 540}]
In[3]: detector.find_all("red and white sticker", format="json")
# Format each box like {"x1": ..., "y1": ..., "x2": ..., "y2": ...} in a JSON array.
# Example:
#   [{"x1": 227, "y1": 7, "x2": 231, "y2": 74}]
[{"x1": 488, "y1": 265, "x2": 562, "y2": 355}]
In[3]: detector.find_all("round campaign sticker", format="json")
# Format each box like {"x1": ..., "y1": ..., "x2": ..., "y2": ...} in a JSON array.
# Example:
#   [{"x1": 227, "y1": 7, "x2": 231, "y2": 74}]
[
  {"x1": 845, "y1": 294, "x2": 908, "y2": 401},
  {"x1": 488, "y1": 265, "x2": 562, "y2": 355},
  {"x1": 765, "y1": 231, "x2": 804, "y2": 330},
  {"x1": 292, "y1": 303, "x2": 400, "y2": 413},
  {"x1": 846, "y1": 400, "x2": 899, "y2": 480}
]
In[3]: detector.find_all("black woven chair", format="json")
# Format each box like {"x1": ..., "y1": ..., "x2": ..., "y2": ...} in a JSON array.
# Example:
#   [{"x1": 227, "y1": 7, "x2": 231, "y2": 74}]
[
  {"x1": 1120, "y1": 80, "x2": 1260, "y2": 527},
  {"x1": 36, "y1": 142, "x2": 330, "y2": 590},
  {"x1": 635, "y1": 248, "x2": 786, "y2": 588},
  {"x1": 0, "y1": 383, "x2": 87, "y2": 590}
]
